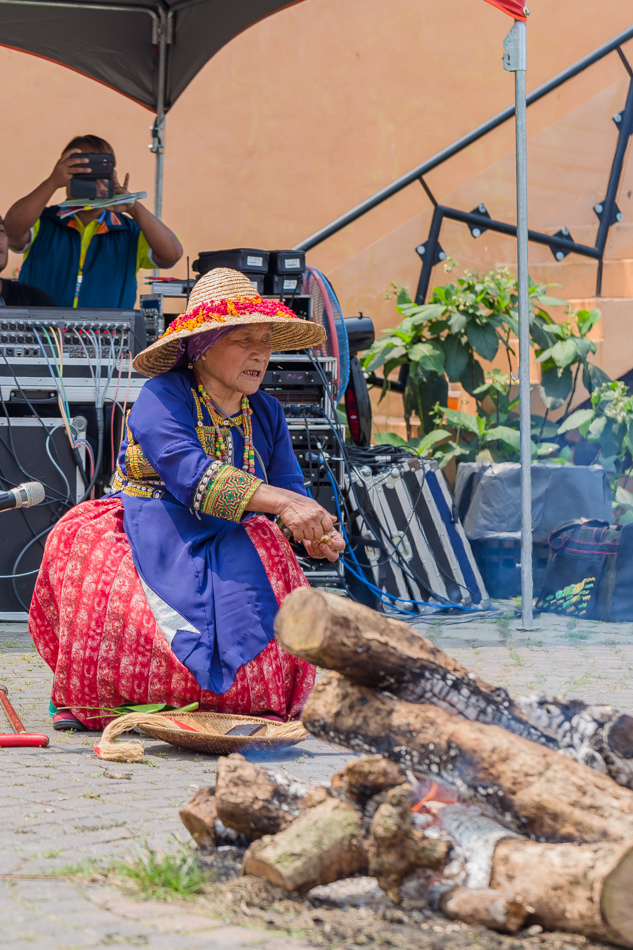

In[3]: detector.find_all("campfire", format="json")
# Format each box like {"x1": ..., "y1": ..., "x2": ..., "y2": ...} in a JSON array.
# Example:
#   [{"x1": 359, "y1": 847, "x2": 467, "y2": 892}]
[{"x1": 179, "y1": 589, "x2": 633, "y2": 946}]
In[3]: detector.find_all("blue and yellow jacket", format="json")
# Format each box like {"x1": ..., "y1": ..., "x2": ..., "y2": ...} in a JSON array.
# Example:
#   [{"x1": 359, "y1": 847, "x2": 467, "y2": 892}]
[{"x1": 18, "y1": 205, "x2": 154, "y2": 309}]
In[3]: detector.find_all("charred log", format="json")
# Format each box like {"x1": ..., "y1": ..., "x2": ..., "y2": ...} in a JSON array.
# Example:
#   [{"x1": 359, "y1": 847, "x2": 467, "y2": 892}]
[
  {"x1": 215, "y1": 754, "x2": 307, "y2": 838},
  {"x1": 367, "y1": 783, "x2": 449, "y2": 902},
  {"x1": 241, "y1": 796, "x2": 368, "y2": 893},
  {"x1": 276, "y1": 590, "x2": 633, "y2": 788},
  {"x1": 302, "y1": 671, "x2": 633, "y2": 843},
  {"x1": 518, "y1": 693, "x2": 633, "y2": 790},
  {"x1": 275, "y1": 589, "x2": 556, "y2": 747}
]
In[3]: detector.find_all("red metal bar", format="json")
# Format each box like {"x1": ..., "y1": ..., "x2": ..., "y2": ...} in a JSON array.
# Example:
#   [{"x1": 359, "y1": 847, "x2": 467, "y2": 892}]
[
  {"x1": 0, "y1": 684, "x2": 49, "y2": 748},
  {"x1": 0, "y1": 733, "x2": 49, "y2": 748}
]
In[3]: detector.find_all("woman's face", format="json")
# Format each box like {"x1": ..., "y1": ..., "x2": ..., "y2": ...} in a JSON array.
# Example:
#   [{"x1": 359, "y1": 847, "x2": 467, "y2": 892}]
[{"x1": 196, "y1": 324, "x2": 273, "y2": 397}]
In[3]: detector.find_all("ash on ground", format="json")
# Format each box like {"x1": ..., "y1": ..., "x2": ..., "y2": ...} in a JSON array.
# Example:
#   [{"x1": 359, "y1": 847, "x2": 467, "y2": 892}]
[{"x1": 193, "y1": 848, "x2": 609, "y2": 950}]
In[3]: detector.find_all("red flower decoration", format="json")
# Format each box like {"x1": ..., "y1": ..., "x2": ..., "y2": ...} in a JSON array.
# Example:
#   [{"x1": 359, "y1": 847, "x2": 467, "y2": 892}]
[{"x1": 161, "y1": 296, "x2": 298, "y2": 338}]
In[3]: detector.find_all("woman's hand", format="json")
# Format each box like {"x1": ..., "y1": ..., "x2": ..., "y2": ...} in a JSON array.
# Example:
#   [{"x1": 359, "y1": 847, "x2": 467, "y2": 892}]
[
  {"x1": 277, "y1": 495, "x2": 334, "y2": 544},
  {"x1": 303, "y1": 528, "x2": 346, "y2": 563},
  {"x1": 246, "y1": 485, "x2": 345, "y2": 560}
]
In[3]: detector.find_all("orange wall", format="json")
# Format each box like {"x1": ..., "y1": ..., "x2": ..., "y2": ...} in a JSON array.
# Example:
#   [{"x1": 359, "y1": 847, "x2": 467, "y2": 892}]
[{"x1": 1, "y1": 0, "x2": 632, "y2": 348}]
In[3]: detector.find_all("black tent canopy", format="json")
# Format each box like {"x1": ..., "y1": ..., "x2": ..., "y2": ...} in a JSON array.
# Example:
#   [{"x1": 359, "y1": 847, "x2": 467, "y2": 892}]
[{"x1": 0, "y1": 0, "x2": 306, "y2": 213}]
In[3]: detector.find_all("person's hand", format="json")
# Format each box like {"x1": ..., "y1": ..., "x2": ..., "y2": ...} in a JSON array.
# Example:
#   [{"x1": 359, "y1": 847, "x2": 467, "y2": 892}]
[
  {"x1": 303, "y1": 528, "x2": 346, "y2": 563},
  {"x1": 49, "y1": 149, "x2": 91, "y2": 190},
  {"x1": 278, "y1": 495, "x2": 334, "y2": 544},
  {"x1": 112, "y1": 171, "x2": 138, "y2": 215}
]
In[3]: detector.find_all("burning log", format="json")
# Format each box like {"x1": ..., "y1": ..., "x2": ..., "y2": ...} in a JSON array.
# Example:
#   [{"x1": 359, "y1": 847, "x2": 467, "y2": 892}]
[
  {"x1": 332, "y1": 755, "x2": 407, "y2": 805},
  {"x1": 433, "y1": 887, "x2": 529, "y2": 934},
  {"x1": 276, "y1": 589, "x2": 556, "y2": 746},
  {"x1": 242, "y1": 796, "x2": 368, "y2": 893},
  {"x1": 437, "y1": 804, "x2": 633, "y2": 947},
  {"x1": 367, "y1": 783, "x2": 449, "y2": 902},
  {"x1": 276, "y1": 590, "x2": 633, "y2": 787},
  {"x1": 215, "y1": 754, "x2": 307, "y2": 838},
  {"x1": 302, "y1": 671, "x2": 633, "y2": 843}
]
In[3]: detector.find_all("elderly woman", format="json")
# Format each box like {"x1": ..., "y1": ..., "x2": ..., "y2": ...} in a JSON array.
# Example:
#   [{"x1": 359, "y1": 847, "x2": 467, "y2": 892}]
[{"x1": 29, "y1": 268, "x2": 345, "y2": 729}]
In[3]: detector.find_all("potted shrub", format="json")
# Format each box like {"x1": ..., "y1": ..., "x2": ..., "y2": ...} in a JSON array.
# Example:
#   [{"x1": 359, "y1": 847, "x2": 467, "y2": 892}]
[{"x1": 362, "y1": 265, "x2": 619, "y2": 598}]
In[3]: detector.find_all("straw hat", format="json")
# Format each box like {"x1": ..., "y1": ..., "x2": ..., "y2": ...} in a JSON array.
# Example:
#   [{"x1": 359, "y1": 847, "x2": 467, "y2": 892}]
[{"x1": 133, "y1": 267, "x2": 327, "y2": 377}]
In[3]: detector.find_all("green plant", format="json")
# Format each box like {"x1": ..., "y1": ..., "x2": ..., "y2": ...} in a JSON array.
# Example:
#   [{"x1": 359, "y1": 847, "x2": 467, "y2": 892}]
[
  {"x1": 364, "y1": 267, "x2": 608, "y2": 442},
  {"x1": 534, "y1": 306, "x2": 609, "y2": 417},
  {"x1": 557, "y1": 380, "x2": 633, "y2": 522},
  {"x1": 375, "y1": 370, "x2": 560, "y2": 469},
  {"x1": 365, "y1": 267, "x2": 577, "y2": 436},
  {"x1": 112, "y1": 840, "x2": 208, "y2": 899}
]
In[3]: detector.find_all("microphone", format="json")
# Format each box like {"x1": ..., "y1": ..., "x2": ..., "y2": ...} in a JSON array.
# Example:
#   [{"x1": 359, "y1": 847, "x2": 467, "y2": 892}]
[{"x1": 0, "y1": 481, "x2": 45, "y2": 513}]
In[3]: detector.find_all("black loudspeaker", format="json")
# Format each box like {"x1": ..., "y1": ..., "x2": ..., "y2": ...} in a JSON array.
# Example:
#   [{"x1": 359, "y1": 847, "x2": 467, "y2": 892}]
[{"x1": 0, "y1": 416, "x2": 84, "y2": 617}]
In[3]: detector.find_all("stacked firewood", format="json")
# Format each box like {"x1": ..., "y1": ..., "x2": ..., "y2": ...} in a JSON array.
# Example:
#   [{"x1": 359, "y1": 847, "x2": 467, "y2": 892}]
[{"x1": 180, "y1": 590, "x2": 633, "y2": 947}]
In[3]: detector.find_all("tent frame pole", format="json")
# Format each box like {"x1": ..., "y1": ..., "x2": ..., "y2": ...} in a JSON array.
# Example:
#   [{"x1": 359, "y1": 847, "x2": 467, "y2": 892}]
[
  {"x1": 151, "y1": 7, "x2": 168, "y2": 220},
  {"x1": 504, "y1": 18, "x2": 532, "y2": 629}
]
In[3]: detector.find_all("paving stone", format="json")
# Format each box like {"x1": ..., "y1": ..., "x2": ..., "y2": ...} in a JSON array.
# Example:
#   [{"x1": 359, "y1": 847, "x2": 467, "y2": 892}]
[{"x1": 3, "y1": 607, "x2": 633, "y2": 949}]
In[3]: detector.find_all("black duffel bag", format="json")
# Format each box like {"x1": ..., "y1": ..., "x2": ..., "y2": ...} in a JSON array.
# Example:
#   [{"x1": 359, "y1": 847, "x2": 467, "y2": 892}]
[{"x1": 536, "y1": 520, "x2": 621, "y2": 620}]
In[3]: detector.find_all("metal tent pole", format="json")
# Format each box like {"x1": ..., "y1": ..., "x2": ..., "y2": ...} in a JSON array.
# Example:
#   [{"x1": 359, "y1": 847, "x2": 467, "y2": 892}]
[
  {"x1": 504, "y1": 19, "x2": 533, "y2": 629},
  {"x1": 151, "y1": 9, "x2": 168, "y2": 219},
  {"x1": 152, "y1": 113, "x2": 165, "y2": 219}
]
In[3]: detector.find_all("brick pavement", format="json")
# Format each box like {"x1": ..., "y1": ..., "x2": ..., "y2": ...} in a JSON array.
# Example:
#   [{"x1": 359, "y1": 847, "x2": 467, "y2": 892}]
[{"x1": 2, "y1": 608, "x2": 633, "y2": 949}]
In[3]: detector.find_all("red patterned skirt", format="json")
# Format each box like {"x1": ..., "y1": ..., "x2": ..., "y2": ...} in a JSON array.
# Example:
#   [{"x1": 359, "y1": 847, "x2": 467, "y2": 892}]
[{"x1": 28, "y1": 498, "x2": 315, "y2": 729}]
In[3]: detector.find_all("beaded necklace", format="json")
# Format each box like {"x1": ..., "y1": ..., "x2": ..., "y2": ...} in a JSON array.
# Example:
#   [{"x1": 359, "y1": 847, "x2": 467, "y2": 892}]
[{"x1": 194, "y1": 371, "x2": 256, "y2": 474}]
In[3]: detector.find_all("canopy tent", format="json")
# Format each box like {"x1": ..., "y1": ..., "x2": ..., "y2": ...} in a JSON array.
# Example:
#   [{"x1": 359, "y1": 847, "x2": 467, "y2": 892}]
[{"x1": 0, "y1": 0, "x2": 306, "y2": 213}]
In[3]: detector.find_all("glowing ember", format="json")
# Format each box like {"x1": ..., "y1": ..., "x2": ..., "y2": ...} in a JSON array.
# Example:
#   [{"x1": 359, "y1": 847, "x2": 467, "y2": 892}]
[{"x1": 411, "y1": 778, "x2": 460, "y2": 813}]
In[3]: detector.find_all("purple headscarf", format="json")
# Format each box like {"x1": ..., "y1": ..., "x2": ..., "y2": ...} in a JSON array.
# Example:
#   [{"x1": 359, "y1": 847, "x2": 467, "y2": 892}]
[{"x1": 174, "y1": 326, "x2": 238, "y2": 368}]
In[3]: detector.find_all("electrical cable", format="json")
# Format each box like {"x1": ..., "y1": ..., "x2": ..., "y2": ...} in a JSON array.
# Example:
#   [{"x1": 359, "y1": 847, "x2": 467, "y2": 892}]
[
  {"x1": 321, "y1": 464, "x2": 428, "y2": 615},
  {"x1": 0, "y1": 317, "x2": 133, "y2": 602},
  {"x1": 118, "y1": 351, "x2": 133, "y2": 458},
  {"x1": 10, "y1": 523, "x2": 58, "y2": 611},
  {"x1": 0, "y1": 360, "x2": 70, "y2": 503},
  {"x1": 303, "y1": 349, "x2": 452, "y2": 599},
  {"x1": 305, "y1": 350, "x2": 484, "y2": 602},
  {"x1": 317, "y1": 444, "x2": 431, "y2": 612},
  {"x1": 298, "y1": 350, "x2": 485, "y2": 611},
  {"x1": 45, "y1": 425, "x2": 73, "y2": 504},
  {"x1": 32, "y1": 330, "x2": 91, "y2": 490},
  {"x1": 322, "y1": 466, "x2": 485, "y2": 616},
  {"x1": 302, "y1": 412, "x2": 319, "y2": 505},
  {"x1": 314, "y1": 403, "x2": 455, "y2": 603},
  {"x1": 0, "y1": 568, "x2": 41, "y2": 579},
  {"x1": 346, "y1": 445, "x2": 484, "y2": 599},
  {"x1": 109, "y1": 348, "x2": 125, "y2": 472}
]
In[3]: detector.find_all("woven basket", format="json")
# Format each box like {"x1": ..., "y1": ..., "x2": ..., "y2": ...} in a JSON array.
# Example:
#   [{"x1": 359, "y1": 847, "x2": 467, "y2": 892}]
[
  {"x1": 94, "y1": 710, "x2": 307, "y2": 762},
  {"x1": 140, "y1": 711, "x2": 307, "y2": 753}
]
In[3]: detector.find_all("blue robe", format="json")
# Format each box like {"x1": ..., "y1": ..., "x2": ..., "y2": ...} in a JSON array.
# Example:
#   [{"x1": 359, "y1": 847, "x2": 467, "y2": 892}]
[{"x1": 115, "y1": 368, "x2": 306, "y2": 695}]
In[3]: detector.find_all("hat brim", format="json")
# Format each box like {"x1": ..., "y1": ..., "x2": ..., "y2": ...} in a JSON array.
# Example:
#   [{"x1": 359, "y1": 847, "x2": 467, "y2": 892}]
[{"x1": 133, "y1": 313, "x2": 328, "y2": 377}]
